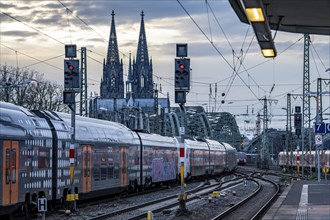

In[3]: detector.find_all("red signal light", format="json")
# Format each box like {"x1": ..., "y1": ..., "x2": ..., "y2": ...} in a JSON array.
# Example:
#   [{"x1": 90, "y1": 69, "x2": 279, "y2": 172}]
[
  {"x1": 179, "y1": 64, "x2": 185, "y2": 69},
  {"x1": 68, "y1": 65, "x2": 74, "y2": 71}
]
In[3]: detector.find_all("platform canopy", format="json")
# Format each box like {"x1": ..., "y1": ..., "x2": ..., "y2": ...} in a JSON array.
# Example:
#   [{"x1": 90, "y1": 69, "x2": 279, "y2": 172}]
[{"x1": 229, "y1": 0, "x2": 330, "y2": 35}]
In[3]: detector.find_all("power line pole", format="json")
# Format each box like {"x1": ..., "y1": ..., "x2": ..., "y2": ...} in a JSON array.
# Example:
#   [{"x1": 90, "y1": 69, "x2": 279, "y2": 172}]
[
  {"x1": 285, "y1": 93, "x2": 292, "y2": 171},
  {"x1": 80, "y1": 47, "x2": 87, "y2": 116},
  {"x1": 259, "y1": 96, "x2": 277, "y2": 169},
  {"x1": 302, "y1": 34, "x2": 311, "y2": 178}
]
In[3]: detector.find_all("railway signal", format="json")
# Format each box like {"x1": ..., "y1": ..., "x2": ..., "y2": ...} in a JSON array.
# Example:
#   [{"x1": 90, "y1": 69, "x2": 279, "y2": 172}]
[
  {"x1": 294, "y1": 106, "x2": 301, "y2": 128},
  {"x1": 64, "y1": 59, "x2": 80, "y2": 89},
  {"x1": 174, "y1": 58, "x2": 190, "y2": 90},
  {"x1": 294, "y1": 112, "x2": 302, "y2": 136}
]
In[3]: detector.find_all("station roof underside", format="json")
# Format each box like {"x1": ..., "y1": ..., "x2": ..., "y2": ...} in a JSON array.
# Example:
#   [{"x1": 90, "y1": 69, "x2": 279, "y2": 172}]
[{"x1": 229, "y1": 0, "x2": 330, "y2": 35}]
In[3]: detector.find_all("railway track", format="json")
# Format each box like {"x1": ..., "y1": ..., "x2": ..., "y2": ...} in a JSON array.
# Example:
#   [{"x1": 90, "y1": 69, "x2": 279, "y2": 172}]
[
  {"x1": 85, "y1": 175, "x2": 243, "y2": 220},
  {"x1": 211, "y1": 176, "x2": 279, "y2": 220}
]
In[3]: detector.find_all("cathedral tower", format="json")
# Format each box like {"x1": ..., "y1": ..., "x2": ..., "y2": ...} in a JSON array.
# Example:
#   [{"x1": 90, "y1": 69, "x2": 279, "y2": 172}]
[
  {"x1": 100, "y1": 10, "x2": 124, "y2": 99},
  {"x1": 130, "y1": 11, "x2": 153, "y2": 99}
]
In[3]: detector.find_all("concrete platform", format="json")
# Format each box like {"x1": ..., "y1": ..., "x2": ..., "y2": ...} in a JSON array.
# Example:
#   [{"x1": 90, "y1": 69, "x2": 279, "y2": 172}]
[{"x1": 263, "y1": 180, "x2": 330, "y2": 220}]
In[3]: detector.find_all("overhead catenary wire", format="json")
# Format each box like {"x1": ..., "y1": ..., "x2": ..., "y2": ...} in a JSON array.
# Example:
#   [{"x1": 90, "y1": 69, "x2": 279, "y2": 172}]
[
  {"x1": 1, "y1": 12, "x2": 102, "y2": 81},
  {"x1": 204, "y1": 1, "x2": 268, "y2": 102},
  {"x1": 176, "y1": 0, "x2": 234, "y2": 71},
  {"x1": 205, "y1": 0, "x2": 213, "y2": 43},
  {"x1": 205, "y1": 0, "x2": 235, "y2": 51},
  {"x1": 56, "y1": 0, "x2": 128, "y2": 58},
  {"x1": 2, "y1": 12, "x2": 66, "y2": 45},
  {"x1": 2, "y1": 2, "x2": 127, "y2": 77},
  {"x1": 2, "y1": 43, "x2": 101, "y2": 85},
  {"x1": 177, "y1": 0, "x2": 264, "y2": 106},
  {"x1": 57, "y1": 0, "x2": 107, "y2": 43},
  {"x1": 1, "y1": 11, "x2": 104, "y2": 71},
  {"x1": 310, "y1": 40, "x2": 328, "y2": 72},
  {"x1": 310, "y1": 44, "x2": 322, "y2": 78},
  {"x1": 1, "y1": 43, "x2": 62, "y2": 71},
  {"x1": 157, "y1": 2, "x2": 304, "y2": 108}
]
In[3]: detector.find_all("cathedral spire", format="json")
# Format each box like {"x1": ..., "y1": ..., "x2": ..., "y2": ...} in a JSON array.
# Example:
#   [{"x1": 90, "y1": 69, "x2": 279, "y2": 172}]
[
  {"x1": 132, "y1": 11, "x2": 153, "y2": 99},
  {"x1": 100, "y1": 10, "x2": 124, "y2": 99},
  {"x1": 106, "y1": 10, "x2": 120, "y2": 64},
  {"x1": 136, "y1": 10, "x2": 149, "y2": 65}
]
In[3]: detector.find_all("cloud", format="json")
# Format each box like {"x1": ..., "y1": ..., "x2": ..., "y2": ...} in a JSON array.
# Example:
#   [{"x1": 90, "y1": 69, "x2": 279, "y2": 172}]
[{"x1": 1, "y1": 30, "x2": 39, "y2": 37}]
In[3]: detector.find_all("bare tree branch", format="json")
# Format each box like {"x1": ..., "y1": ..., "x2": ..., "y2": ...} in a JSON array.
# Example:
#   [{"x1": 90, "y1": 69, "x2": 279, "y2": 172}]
[{"x1": 0, "y1": 64, "x2": 64, "y2": 111}]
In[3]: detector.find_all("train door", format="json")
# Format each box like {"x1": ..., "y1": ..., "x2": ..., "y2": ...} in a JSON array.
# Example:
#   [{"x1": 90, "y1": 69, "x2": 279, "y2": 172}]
[
  {"x1": 82, "y1": 145, "x2": 92, "y2": 193},
  {"x1": 120, "y1": 147, "x2": 128, "y2": 187},
  {"x1": 2, "y1": 140, "x2": 19, "y2": 205}
]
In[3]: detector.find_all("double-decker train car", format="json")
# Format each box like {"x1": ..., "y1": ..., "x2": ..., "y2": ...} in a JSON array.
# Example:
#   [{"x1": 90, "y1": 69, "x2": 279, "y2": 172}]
[
  {"x1": 0, "y1": 102, "x2": 237, "y2": 217},
  {"x1": 181, "y1": 139, "x2": 237, "y2": 179},
  {"x1": 278, "y1": 150, "x2": 330, "y2": 169}
]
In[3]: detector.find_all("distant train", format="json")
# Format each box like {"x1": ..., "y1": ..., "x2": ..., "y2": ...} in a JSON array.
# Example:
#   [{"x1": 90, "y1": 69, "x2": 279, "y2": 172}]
[
  {"x1": 0, "y1": 102, "x2": 237, "y2": 217},
  {"x1": 236, "y1": 152, "x2": 247, "y2": 165},
  {"x1": 278, "y1": 150, "x2": 330, "y2": 169}
]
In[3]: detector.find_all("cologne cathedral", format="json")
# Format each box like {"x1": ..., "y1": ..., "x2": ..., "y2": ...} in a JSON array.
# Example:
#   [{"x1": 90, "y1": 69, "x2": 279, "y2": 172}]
[
  {"x1": 100, "y1": 10, "x2": 153, "y2": 99},
  {"x1": 92, "y1": 11, "x2": 241, "y2": 147},
  {"x1": 92, "y1": 10, "x2": 169, "y2": 133}
]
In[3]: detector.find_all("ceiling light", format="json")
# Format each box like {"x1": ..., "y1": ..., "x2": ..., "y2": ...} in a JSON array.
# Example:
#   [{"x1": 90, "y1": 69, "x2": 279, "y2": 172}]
[
  {"x1": 245, "y1": 8, "x2": 265, "y2": 22},
  {"x1": 261, "y1": 49, "x2": 276, "y2": 58}
]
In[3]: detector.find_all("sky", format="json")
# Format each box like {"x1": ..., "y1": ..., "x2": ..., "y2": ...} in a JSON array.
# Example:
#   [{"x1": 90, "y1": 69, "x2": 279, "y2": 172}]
[{"x1": 1, "y1": 0, "x2": 330, "y2": 133}]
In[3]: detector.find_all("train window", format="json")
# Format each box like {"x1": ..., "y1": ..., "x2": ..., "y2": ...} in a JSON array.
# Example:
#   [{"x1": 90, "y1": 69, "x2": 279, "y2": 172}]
[
  {"x1": 12, "y1": 149, "x2": 17, "y2": 184},
  {"x1": 32, "y1": 119, "x2": 40, "y2": 127},
  {"x1": 0, "y1": 115, "x2": 12, "y2": 122},
  {"x1": 19, "y1": 107, "x2": 34, "y2": 116},
  {"x1": 114, "y1": 166, "x2": 119, "y2": 179},
  {"x1": 108, "y1": 166, "x2": 114, "y2": 178},
  {"x1": 60, "y1": 123, "x2": 67, "y2": 130},
  {"x1": 100, "y1": 167, "x2": 107, "y2": 180},
  {"x1": 6, "y1": 149, "x2": 10, "y2": 184},
  {"x1": 93, "y1": 165, "x2": 100, "y2": 181}
]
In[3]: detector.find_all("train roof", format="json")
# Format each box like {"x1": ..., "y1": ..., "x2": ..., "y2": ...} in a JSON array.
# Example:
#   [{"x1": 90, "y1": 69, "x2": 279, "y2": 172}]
[
  {"x1": 136, "y1": 132, "x2": 177, "y2": 147},
  {"x1": 184, "y1": 138, "x2": 208, "y2": 150},
  {"x1": 221, "y1": 142, "x2": 237, "y2": 152},
  {"x1": 54, "y1": 111, "x2": 135, "y2": 144},
  {"x1": 0, "y1": 101, "x2": 35, "y2": 116},
  {"x1": 0, "y1": 102, "x2": 52, "y2": 139}
]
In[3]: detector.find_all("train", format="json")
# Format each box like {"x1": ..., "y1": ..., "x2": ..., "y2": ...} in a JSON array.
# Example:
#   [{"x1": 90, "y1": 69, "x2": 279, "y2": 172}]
[
  {"x1": 0, "y1": 101, "x2": 237, "y2": 217},
  {"x1": 278, "y1": 150, "x2": 330, "y2": 169},
  {"x1": 236, "y1": 152, "x2": 247, "y2": 165}
]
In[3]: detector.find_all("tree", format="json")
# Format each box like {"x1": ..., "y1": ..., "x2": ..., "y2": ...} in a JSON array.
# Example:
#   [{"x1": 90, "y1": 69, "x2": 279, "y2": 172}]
[{"x1": 0, "y1": 64, "x2": 65, "y2": 111}]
